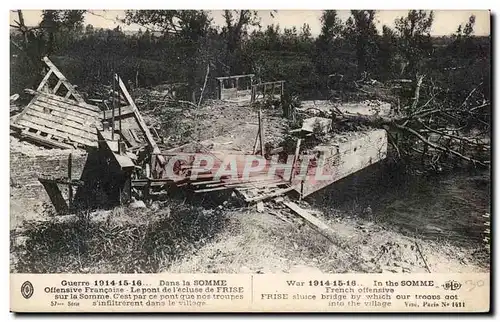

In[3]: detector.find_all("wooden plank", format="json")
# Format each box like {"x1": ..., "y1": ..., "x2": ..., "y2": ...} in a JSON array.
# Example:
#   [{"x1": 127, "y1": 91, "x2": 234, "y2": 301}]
[
  {"x1": 244, "y1": 186, "x2": 294, "y2": 203},
  {"x1": 259, "y1": 80, "x2": 285, "y2": 86},
  {"x1": 38, "y1": 180, "x2": 69, "y2": 214},
  {"x1": 116, "y1": 74, "x2": 165, "y2": 166},
  {"x1": 53, "y1": 80, "x2": 63, "y2": 94},
  {"x1": 24, "y1": 108, "x2": 97, "y2": 135},
  {"x1": 31, "y1": 101, "x2": 98, "y2": 127},
  {"x1": 102, "y1": 106, "x2": 134, "y2": 120},
  {"x1": 282, "y1": 201, "x2": 337, "y2": 242},
  {"x1": 269, "y1": 147, "x2": 284, "y2": 155},
  {"x1": 31, "y1": 90, "x2": 100, "y2": 114},
  {"x1": 32, "y1": 98, "x2": 95, "y2": 121},
  {"x1": 129, "y1": 128, "x2": 140, "y2": 142},
  {"x1": 30, "y1": 104, "x2": 91, "y2": 126},
  {"x1": 226, "y1": 181, "x2": 284, "y2": 189},
  {"x1": 37, "y1": 94, "x2": 100, "y2": 116},
  {"x1": 116, "y1": 74, "x2": 160, "y2": 154},
  {"x1": 290, "y1": 138, "x2": 302, "y2": 182},
  {"x1": 215, "y1": 74, "x2": 255, "y2": 80},
  {"x1": 97, "y1": 129, "x2": 135, "y2": 169},
  {"x1": 16, "y1": 119, "x2": 95, "y2": 147},
  {"x1": 190, "y1": 180, "x2": 223, "y2": 186},
  {"x1": 258, "y1": 109, "x2": 264, "y2": 156},
  {"x1": 42, "y1": 56, "x2": 85, "y2": 103},
  {"x1": 252, "y1": 127, "x2": 260, "y2": 154},
  {"x1": 13, "y1": 92, "x2": 41, "y2": 124},
  {"x1": 67, "y1": 153, "x2": 73, "y2": 209},
  {"x1": 194, "y1": 186, "x2": 231, "y2": 193},
  {"x1": 20, "y1": 114, "x2": 97, "y2": 142},
  {"x1": 36, "y1": 69, "x2": 53, "y2": 91},
  {"x1": 120, "y1": 128, "x2": 138, "y2": 147},
  {"x1": 20, "y1": 131, "x2": 73, "y2": 149},
  {"x1": 23, "y1": 105, "x2": 94, "y2": 135},
  {"x1": 201, "y1": 179, "x2": 276, "y2": 189}
]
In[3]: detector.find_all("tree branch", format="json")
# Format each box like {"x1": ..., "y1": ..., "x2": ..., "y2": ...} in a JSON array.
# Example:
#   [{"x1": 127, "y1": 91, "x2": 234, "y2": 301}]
[{"x1": 395, "y1": 123, "x2": 489, "y2": 166}]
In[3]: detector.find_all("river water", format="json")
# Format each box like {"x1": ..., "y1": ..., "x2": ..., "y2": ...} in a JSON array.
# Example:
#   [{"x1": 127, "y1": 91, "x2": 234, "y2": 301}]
[{"x1": 308, "y1": 163, "x2": 491, "y2": 248}]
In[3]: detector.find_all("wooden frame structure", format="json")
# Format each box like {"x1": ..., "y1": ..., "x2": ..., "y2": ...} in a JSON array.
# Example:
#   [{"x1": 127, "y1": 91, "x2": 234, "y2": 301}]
[
  {"x1": 11, "y1": 57, "x2": 100, "y2": 149},
  {"x1": 37, "y1": 153, "x2": 84, "y2": 214},
  {"x1": 215, "y1": 74, "x2": 254, "y2": 101},
  {"x1": 250, "y1": 80, "x2": 285, "y2": 104}
]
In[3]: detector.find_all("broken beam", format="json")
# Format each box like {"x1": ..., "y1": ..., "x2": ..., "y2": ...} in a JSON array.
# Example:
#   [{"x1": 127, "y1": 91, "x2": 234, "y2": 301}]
[
  {"x1": 282, "y1": 201, "x2": 337, "y2": 243},
  {"x1": 42, "y1": 57, "x2": 85, "y2": 103},
  {"x1": 115, "y1": 74, "x2": 159, "y2": 154},
  {"x1": 244, "y1": 186, "x2": 294, "y2": 203},
  {"x1": 194, "y1": 186, "x2": 231, "y2": 193}
]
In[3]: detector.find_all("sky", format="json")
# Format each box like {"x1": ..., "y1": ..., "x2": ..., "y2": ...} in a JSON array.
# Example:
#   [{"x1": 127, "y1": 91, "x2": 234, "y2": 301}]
[{"x1": 10, "y1": 9, "x2": 491, "y2": 36}]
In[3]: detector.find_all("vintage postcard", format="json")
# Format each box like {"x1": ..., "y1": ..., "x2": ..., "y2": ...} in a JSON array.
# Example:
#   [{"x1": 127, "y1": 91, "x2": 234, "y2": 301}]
[{"x1": 9, "y1": 9, "x2": 491, "y2": 313}]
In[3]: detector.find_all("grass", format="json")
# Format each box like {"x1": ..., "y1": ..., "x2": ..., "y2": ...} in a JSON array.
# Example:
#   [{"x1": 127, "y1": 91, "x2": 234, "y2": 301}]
[
  {"x1": 10, "y1": 169, "x2": 490, "y2": 274},
  {"x1": 11, "y1": 199, "x2": 228, "y2": 273}
]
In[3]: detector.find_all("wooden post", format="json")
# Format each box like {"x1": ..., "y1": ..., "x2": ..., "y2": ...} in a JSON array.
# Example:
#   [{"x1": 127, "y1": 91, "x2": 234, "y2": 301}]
[
  {"x1": 289, "y1": 139, "x2": 302, "y2": 183},
  {"x1": 235, "y1": 78, "x2": 239, "y2": 97},
  {"x1": 111, "y1": 73, "x2": 115, "y2": 141},
  {"x1": 118, "y1": 75, "x2": 122, "y2": 152},
  {"x1": 102, "y1": 99, "x2": 105, "y2": 127},
  {"x1": 67, "y1": 153, "x2": 73, "y2": 211},
  {"x1": 120, "y1": 172, "x2": 132, "y2": 205},
  {"x1": 280, "y1": 81, "x2": 284, "y2": 106},
  {"x1": 116, "y1": 75, "x2": 162, "y2": 157},
  {"x1": 252, "y1": 129, "x2": 259, "y2": 154},
  {"x1": 251, "y1": 85, "x2": 256, "y2": 103},
  {"x1": 258, "y1": 109, "x2": 264, "y2": 156},
  {"x1": 150, "y1": 154, "x2": 157, "y2": 179}
]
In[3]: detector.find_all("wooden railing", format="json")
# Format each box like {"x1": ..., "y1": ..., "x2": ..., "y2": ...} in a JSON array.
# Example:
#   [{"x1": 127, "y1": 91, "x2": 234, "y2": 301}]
[
  {"x1": 215, "y1": 74, "x2": 255, "y2": 100},
  {"x1": 250, "y1": 80, "x2": 285, "y2": 104}
]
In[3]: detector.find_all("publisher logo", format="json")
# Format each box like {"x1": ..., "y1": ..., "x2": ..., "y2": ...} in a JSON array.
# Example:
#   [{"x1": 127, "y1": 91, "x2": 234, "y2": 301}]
[
  {"x1": 21, "y1": 281, "x2": 34, "y2": 299},
  {"x1": 442, "y1": 280, "x2": 462, "y2": 291}
]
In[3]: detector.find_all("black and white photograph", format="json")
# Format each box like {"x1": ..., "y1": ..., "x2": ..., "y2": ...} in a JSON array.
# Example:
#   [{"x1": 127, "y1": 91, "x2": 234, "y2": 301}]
[{"x1": 9, "y1": 9, "x2": 491, "y2": 279}]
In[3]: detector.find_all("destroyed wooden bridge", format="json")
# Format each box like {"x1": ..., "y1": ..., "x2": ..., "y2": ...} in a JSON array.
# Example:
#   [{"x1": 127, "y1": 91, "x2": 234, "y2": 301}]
[{"x1": 10, "y1": 58, "x2": 388, "y2": 218}]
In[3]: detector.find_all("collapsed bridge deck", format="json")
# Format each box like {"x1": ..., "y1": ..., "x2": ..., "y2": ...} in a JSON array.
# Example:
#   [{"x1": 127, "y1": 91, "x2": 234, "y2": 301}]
[{"x1": 10, "y1": 59, "x2": 390, "y2": 212}]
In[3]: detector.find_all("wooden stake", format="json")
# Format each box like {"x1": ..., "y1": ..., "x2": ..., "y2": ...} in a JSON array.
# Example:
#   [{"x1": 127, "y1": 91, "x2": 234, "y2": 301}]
[
  {"x1": 415, "y1": 241, "x2": 431, "y2": 273},
  {"x1": 290, "y1": 139, "x2": 302, "y2": 182},
  {"x1": 258, "y1": 109, "x2": 264, "y2": 156},
  {"x1": 198, "y1": 63, "x2": 210, "y2": 106},
  {"x1": 280, "y1": 81, "x2": 284, "y2": 106},
  {"x1": 67, "y1": 153, "x2": 73, "y2": 211},
  {"x1": 111, "y1": 73, "x2": 115, "y2": 141},
  {"x1": 252, "y1": 128, "x2": 260, "y2": 154}
]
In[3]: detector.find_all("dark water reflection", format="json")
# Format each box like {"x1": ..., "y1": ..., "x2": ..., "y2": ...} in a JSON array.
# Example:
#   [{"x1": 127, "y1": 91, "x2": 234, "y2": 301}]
[{"x1": 307, "y1": 162, "x2": 491, "y2": 247}]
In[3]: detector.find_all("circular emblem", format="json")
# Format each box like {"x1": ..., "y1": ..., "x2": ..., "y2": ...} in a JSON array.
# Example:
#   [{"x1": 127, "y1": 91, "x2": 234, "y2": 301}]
[{"x1": 21, "y1": 281, "x2": 34, "y2": 299}]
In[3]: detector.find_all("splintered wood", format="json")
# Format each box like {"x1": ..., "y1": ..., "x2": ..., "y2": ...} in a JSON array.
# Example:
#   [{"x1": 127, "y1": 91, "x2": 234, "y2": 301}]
[
  {"x1": 282, "y1": 201, "x2": 338, "y2": 243},
  {"x1": 12, "y1": 57, "x2": 100, "y2": 149}
]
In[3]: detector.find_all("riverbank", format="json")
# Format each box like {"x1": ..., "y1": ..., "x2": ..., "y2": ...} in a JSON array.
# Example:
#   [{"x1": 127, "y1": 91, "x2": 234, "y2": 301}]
[{"x1": 10, "y1": 164, "x2": 490, "y2": 274}]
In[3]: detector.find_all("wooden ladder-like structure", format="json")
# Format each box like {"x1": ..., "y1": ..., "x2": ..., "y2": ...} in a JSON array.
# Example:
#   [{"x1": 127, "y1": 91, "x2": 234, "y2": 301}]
[{"x1": 12, "y1": 56, "x2": 100, "y2": 149}]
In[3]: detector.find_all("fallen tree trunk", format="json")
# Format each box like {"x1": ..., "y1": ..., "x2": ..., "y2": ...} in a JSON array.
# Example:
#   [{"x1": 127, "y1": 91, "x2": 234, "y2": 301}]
[{"x1": 331, "y1": 105, "x2": 490, "y2": 167}]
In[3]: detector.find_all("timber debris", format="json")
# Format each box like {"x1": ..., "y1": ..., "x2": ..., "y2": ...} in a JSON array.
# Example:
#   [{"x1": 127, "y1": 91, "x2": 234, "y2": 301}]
[{"x1": 11, "y1": 60, "x2": 390, "y2": 218}]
